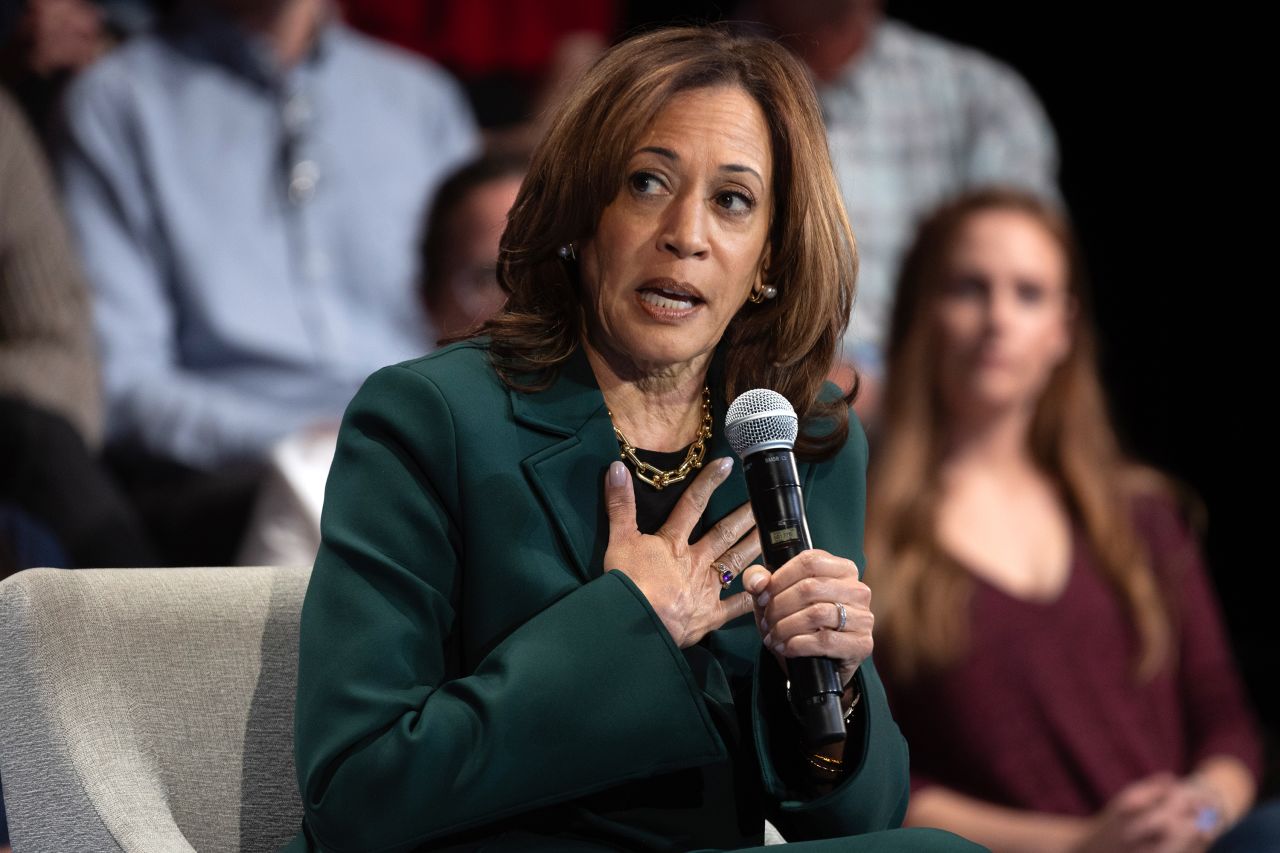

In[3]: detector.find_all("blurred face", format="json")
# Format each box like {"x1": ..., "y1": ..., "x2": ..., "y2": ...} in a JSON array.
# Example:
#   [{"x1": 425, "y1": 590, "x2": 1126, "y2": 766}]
[
  {"x1": 579, "y1": 86, "x2": 773, "y2": 377},
  {"x1": 432, "y1": 175, "x2": 522, "y2": 337},
  {"x1": 933, "y1": 209, "x2": 1073, "y2": 415}
]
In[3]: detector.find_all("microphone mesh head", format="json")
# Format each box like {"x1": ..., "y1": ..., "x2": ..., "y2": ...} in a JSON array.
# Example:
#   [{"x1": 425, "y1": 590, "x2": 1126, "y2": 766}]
[{"x1": 725, "y1": 389, "x2": 798, "y2": 457}]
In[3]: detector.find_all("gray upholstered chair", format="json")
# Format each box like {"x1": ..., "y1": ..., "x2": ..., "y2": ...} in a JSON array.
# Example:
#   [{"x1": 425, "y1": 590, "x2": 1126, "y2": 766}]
[{"x1": 0, "y1": 566, "x2": 309, "y2": 852}]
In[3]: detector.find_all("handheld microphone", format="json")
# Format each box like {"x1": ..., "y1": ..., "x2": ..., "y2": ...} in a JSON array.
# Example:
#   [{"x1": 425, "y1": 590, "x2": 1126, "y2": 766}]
[{"x1": 725, "y1": 389, "x2": 845, "y2": 747}]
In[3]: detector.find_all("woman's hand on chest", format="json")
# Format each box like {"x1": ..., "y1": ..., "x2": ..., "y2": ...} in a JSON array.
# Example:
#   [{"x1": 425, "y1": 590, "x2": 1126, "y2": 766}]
[{"x1": 604, "y1": 457, "x2": 760, "y2": 648}]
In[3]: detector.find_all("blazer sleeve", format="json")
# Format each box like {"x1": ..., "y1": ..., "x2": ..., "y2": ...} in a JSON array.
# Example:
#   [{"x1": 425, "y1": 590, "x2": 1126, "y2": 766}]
[
  {"x1": 750, "y1": 409, "x2": 912, "y2": 839},
  {"x1": 293, "y1": 364, "x2": 727, "y2": 853}
]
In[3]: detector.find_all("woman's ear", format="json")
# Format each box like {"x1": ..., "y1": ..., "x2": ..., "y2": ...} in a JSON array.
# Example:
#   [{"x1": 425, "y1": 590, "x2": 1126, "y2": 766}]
[{"x1": 756, "y1": 243, "x2": 772, "y2": 288}]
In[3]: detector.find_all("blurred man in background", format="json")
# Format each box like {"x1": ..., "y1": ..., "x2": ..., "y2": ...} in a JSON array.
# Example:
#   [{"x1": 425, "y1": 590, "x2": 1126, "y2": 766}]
[{"x1": 58, "y1": 0, "x2": 479, "y2": 564}]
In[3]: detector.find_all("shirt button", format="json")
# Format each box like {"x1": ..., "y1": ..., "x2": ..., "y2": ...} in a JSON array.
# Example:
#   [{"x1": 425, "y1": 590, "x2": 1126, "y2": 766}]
[{"x1": 289, "y1": 159, "x2": 320, "y2": 203}]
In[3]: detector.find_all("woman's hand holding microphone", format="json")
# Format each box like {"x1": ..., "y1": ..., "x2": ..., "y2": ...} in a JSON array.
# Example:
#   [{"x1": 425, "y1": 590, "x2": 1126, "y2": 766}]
[{"x1": 603, "y1": 456, "x2": 873, "y2": 695}]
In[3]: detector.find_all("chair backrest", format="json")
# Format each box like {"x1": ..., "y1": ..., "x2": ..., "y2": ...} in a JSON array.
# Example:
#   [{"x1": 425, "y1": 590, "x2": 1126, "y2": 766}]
[{"x1": 0, "y1": 566, "x2": 310, "y2": 852}]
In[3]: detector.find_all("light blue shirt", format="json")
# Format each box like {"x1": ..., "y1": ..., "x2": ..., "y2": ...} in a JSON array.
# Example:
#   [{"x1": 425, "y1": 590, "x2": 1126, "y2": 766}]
[{"x1": 59, "y1": 9, "x2": 479, "y2": 469}]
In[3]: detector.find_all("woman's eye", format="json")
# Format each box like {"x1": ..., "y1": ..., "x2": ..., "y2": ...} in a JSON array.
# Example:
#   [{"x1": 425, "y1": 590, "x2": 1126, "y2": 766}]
[
  {"x1": 945, "y1": 276, "x2": 984, "y2": 296},
  {"x1": 629, "y1": 172, "x2": 665, "y2": 194},
  {"x1": 1016, "y1": 281, "x2": 1045, "y2": 303},
  {"x1": 715, "y1": 191, "x2": 753, "y2": 213}
]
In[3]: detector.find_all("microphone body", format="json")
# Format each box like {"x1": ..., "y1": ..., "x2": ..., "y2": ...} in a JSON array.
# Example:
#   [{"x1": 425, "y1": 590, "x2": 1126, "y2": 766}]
[{"x1": 727, "y1": 391, "x2": 846, "y2": 747}]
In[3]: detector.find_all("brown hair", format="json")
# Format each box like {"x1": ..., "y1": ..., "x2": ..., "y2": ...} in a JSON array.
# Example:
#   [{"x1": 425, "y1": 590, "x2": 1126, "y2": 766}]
[
  {"x1": 864, "y1": 187, "x2": 1179, "y2": 681},
  {"x1": 474, "y1": 25, "x2": 858, "y2": 459}
]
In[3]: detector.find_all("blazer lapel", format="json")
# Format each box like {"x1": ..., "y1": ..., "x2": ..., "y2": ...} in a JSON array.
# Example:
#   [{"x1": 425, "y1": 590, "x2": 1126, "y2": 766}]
[
  {"x1": 511, "y1": 342, "x2": 756, "y2": 586},
  {"x1": 512, "y1": 347, "x2": 615, "y2": 584}
]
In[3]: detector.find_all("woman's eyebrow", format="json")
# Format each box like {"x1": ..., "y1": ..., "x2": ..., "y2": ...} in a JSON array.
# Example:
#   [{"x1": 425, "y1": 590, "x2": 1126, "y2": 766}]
[
  {"x1": 637, "y1": 145, "x2": 678, "y2": 161},
  {"x1": 635, "y1": 146, "x2": 762, "y2": 182},
  {"x1": 722, "y1": 163, "x2": 763, "y2": 182}
]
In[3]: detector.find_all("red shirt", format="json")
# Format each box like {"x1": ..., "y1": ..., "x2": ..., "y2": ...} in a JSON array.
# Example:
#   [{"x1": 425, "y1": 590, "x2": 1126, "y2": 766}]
[{"x1": 880, "y1": 492, "x2": 1263, "y2": 816}]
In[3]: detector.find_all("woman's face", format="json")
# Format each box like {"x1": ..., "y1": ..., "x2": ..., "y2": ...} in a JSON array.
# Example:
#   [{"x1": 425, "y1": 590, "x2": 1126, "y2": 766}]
[
  {"x1": 933, "y1": 209, "x2": 1073, "y2": 415},
  {"x1": 433, "y1": 175, "x2": 523, "y2": 338},
  {"x1": 578, "y1": 85, "x2": 773, "y2": 377}
]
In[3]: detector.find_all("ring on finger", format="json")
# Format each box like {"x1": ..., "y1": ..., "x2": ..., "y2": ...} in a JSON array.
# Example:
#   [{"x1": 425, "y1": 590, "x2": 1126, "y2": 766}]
[
  {"x1": 711, "y1": 561, "x2": 735, "y2": 590},
  {"x1": 833, "y1": 601, "x2": 847, "y2": 632}
]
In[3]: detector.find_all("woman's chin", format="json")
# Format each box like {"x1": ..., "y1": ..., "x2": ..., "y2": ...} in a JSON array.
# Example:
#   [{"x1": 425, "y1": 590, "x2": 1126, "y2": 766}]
[
  {"x1": 941, "y1": 373, "x2": 1035, "y2": 415},
  {"x1": 589, "y1": 321, "x2": 717, "y2": 372}
]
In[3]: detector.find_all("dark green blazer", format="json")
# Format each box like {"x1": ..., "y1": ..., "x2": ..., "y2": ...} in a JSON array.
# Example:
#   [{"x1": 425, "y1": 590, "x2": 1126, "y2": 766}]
[{"x1": 286, "y1": 341, "x2": 982, "y2": 853}]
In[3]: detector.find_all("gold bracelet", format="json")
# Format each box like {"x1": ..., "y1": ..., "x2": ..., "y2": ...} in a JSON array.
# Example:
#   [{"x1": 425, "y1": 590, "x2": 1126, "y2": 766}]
[
  {"x1": 806, "y1": 751, "x2": 843, "y2": 770},
  {"x1": 803, "y1": 751, "x2": 844, "y2": 780}
]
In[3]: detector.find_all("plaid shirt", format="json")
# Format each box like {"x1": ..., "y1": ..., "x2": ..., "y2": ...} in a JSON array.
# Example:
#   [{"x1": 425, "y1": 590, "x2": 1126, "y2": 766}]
[{"x1": 821, "y1": 19, "x2": 1060, "y2": 376}]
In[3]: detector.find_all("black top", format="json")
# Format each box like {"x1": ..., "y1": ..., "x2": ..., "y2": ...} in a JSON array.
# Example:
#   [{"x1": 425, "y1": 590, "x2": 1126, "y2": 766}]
[{"x1": 628, "y1": 445, "x2": 711, "y2": 539}]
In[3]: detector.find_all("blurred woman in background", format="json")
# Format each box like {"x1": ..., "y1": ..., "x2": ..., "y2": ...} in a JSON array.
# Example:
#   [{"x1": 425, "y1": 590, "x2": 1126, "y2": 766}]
[
  {"x1": 418, "y1": 151, "x2": 525, "y2": 341},
  {"x1": 865, "y1": 187, "x2": 1274, "y2": 853}
]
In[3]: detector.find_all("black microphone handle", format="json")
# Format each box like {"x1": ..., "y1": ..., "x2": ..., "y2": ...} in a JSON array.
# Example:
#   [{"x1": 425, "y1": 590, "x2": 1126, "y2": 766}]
[{"x1": 743, "y1": 449, "x2": 846, "y2": 747}]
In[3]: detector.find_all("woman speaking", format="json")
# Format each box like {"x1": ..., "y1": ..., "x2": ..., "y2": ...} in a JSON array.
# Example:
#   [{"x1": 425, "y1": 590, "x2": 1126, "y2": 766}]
[{"x1": 286, "y1": 27, "x2": 978, "y2": 853}]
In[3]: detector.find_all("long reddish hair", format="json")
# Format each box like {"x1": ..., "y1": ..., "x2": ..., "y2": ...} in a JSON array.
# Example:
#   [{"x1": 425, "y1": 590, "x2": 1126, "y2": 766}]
[{"x1": 864, "y1": 187, "x2": 1183, "y2": 681}]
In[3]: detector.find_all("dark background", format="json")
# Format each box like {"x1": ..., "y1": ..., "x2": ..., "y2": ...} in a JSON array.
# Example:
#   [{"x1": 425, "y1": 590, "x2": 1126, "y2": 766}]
[{"x1": 624, "y1": 1, "x2": 1275, "y2": 776}]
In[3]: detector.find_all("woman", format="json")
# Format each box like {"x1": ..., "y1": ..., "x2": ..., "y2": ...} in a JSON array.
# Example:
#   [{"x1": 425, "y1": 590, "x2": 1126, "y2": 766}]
[
  {"x1": 418, "y1": 151, "x2": 527, "y2": 341},
  {"x1": 287, "y1": 26, "x2": 978, "y2": 853},
  {"x1": 864, "y1": 188, "x2": 1270, "y2": 852}
]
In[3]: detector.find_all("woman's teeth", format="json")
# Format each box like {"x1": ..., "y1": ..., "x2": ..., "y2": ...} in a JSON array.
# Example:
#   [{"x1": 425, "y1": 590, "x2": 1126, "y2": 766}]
[{"x1": 640, "y1": 290, "x2": 696, "y2": 310}]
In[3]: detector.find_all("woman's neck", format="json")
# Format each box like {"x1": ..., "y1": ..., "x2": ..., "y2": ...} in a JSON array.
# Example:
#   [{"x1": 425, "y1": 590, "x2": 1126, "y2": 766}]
[
  {"x1": 940, "y1": 399, "x2": 1038, "y2": 477},
  {"x1": 584, "y1": 342, "x2": 711, "y2": 453}
]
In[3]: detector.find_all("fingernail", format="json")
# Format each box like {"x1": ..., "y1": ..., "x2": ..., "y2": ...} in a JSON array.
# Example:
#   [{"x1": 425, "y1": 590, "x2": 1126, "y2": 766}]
[
  {"x1": 763, "y1": 632, "x2": 773, "y2": 646},
  {"x1": 773, "y1": 643, "x2": 784, "y2": 654},
  {"x1": 760, "y1": 617, "x2": 768, "y2": 632},
  {"x1": 608, "y1": 461, "x2": 627, "y2": 486},
  {"x1": 716, "y1": 457, "x2": 733, "y2": 476},
  {"x1": 756, "y1": 590, "x2": 770, "y2": 607}
]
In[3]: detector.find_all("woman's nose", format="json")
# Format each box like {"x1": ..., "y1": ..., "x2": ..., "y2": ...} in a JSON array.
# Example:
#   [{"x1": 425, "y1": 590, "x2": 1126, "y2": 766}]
[
  {"x1": 658, "y1": 193, "x2": 710, "y2": 259},
  {"x1": 984, "y1": 286, "x2": 1017, "y2": 332}
]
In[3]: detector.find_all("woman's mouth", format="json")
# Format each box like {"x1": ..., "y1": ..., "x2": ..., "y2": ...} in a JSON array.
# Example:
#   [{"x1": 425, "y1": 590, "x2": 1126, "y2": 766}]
[{"x1": 636, "y1": 279, "x2": 704, "y2": 312}]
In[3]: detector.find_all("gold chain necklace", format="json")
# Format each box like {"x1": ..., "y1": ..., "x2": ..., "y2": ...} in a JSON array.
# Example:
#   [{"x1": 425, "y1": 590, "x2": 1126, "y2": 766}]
[{"x1": 609, "y1": 386, "x2": 712, "y2": 490}]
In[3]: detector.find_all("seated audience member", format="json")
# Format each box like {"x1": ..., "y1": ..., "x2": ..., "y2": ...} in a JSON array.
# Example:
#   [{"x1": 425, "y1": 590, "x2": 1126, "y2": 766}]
[
  {"x1": 237, "y1": 153, "x2": 523, "y2": 567},
  {"x1": 418, "y1": 151, "x2": 524, "y2": 338},
  {"x1": 0, "y1": 88, "x2": 155, "y2": 568},
  {"x1": 57, "y1": 0, "x2": 479, "y2": 564},
  {"x1": 864, "y1": 187, "x2": 1277, "y2": 852},
  {"x1": 747, "y1": 0, "x2": 1059, "y2": 423},
  {"x1": 0, "y1": 0, "x2": 157, "y2": 136}
]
